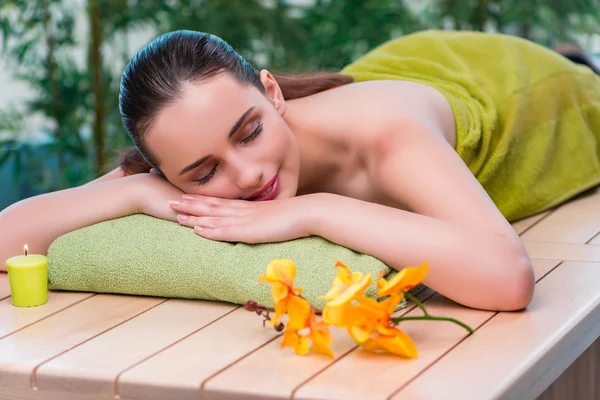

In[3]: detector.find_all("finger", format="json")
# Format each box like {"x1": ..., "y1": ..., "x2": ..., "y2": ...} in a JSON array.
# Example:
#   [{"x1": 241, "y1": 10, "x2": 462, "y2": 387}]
[
  {"x1": 170, "y1": 199, "x2": 245, "y2": 217},
  {"x1": 181, "y1": 194, "x2": 253, "y2": 208},
  {"x1": 195, "y1": 225, "x2": 251, "y2": 243},
  {"x1": 176, "y1": 214, "x2": 237, "y2": 228},
  {"x1": 192, "y1": 216, "x2": 238, "y2": 229}
]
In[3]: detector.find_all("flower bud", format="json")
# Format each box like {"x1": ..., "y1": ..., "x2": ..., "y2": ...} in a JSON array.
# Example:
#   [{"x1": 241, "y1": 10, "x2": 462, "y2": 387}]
[{"x1": 244, "y1": 300, "x2": 258, "y2": 312}]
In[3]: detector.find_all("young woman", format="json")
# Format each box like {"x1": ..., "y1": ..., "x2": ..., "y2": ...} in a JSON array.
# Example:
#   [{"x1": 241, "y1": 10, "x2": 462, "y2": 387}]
[{"x1": 3, "y1": 29, "x2": 600, "y2": 312}]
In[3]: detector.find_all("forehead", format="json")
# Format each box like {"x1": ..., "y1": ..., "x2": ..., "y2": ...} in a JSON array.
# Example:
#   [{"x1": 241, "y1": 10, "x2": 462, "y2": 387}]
[
  {"x1": 152, "y1": 74, "x2": 258, "y2": 134},
  {"x1": 146, "y1": 74, "x2": 261, "y2": 168}
]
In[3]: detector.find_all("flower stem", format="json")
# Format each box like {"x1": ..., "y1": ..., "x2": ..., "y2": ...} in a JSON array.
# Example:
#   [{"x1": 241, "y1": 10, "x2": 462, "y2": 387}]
[
  {"x1": 403, "y1": 291, "x2": 429, "y2": 315},
  {"x1": 396, "y1": 292, "x2": 474, "y2": 334},
  {"x1": 390, "y1": 315, "x2": 474, "y2": 334}
]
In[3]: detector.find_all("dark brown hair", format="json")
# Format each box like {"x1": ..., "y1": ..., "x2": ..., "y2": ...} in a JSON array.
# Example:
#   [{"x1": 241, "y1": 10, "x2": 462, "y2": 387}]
[{"x1": 118, "y1": 30, "x2": 354, "y2": 176}]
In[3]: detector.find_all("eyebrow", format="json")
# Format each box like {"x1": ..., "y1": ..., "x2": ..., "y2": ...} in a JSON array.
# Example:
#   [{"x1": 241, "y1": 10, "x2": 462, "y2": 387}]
[{"x1": 178, "y1": 106, "x2": 256, "y2": 176}]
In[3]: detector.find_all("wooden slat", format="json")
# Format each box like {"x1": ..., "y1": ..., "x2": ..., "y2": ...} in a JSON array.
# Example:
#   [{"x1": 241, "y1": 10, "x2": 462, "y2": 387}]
[
  {"x1": 292, "y1": 258, "x2": 560, "y2": 400},
  {"x1": 521, "y1": 188, "x2": 600, "y2": 243},
  {"x1": 394, "y1": 261, "x2": 600, "y2": 400},
  {"x1": 0, "y1": 294, "x2": 162, "y2": 390},
  {"x1": 117, "y1": 307, "x2": 283, "y2": 400},
  {"x1": 0, "y1": 385, "x2": 111, "y2": 400},
  {"x1": 511, "y1": 211, "x2": 551, "y2": 235},
  {"x1": 524, "y1": 241, "x2": 600, "y2": 262},
  {"x1": 35, "y1": 300, "x2": 236, "y2": 398},
  {"x1": 586, "y1": 233, "x2": 600, "y2": 245},
  {"x1": 202, "y1": 292, "x2": 436, "y2": 400},
  {"x1": 294, "y1": 295, "x2": 493, "y2": 400},
  {"x1": 204, "y1": 319, "x2": 367, "y2": 400},
  {"x1": 530, "y1": 259, "x2": 564, "y2": 280},
  {"x1": 117, "y1": 291, "x2": 434, "y2": 400},
  {"x1": 200, "y1": 291, "x2": 461, "y2": 400},
  {"x1": 0, "y1": 292, "x2": 94, "y2": 340},
  {"x1": 0, "y1": 272, "x2": 10, "y2": 299}
]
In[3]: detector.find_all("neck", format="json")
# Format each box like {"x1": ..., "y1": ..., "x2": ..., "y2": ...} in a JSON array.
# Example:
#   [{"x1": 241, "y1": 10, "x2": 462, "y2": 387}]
[{"x1": 284, "y1": 98, "x2": 351, "y2": 195}]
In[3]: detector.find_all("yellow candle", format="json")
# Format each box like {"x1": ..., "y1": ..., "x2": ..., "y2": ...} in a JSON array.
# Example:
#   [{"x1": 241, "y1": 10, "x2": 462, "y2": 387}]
[{"x1": 6, "y1": 244, "x2": 48, "y2": 307}]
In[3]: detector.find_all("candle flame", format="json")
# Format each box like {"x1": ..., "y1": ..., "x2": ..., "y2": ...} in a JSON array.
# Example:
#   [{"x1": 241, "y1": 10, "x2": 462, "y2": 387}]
[{"x1": 24, "y1": 244, "x2": 28, "y2": 256}]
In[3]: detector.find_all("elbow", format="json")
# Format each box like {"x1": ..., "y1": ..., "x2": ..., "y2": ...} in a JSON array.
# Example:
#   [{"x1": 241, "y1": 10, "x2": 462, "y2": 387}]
[
  {"x1": 504, "y1": 262, "x2": 535, "y2": 311},
  {"x1": 498, "y1": 243, "x2": 535, "y2": 311}
]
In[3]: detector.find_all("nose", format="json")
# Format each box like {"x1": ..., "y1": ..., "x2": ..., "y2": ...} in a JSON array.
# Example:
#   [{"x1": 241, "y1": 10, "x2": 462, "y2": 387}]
[{"x1": 232, "y1": 157, "x2": 263, "y2": 190}]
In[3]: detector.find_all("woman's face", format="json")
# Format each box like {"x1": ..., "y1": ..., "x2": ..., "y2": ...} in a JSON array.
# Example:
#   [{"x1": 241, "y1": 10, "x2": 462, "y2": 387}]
[{"x1": 145, "y1": 71, "x2": 300, "y2": 201}]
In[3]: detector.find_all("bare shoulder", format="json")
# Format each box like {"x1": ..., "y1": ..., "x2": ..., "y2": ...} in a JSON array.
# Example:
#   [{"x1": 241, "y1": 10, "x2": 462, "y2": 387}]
[
  {"x1": 316, "y1": 80, "x2": 456, "y2": 149},
  {"x1": 331, "y1": 82, "x2": 517, "y2": 239},
  {"x1": 298, "y1": 80, "x2": 461, "y2": 209}
]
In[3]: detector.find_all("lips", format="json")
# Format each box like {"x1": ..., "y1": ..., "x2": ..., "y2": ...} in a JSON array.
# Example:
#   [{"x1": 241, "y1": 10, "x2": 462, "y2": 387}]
[{"x1": 246, "y1": 174, "x2": 279, "y2": 201}]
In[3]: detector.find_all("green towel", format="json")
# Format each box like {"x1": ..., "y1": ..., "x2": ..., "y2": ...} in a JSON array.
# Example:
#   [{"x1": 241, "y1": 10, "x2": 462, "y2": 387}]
[
  {"x1": 342, "y1": 30, "x2": 600, "y2": 222},
  {"x1": 47, "y1": 214, "x2": 414, "y2": 310}
]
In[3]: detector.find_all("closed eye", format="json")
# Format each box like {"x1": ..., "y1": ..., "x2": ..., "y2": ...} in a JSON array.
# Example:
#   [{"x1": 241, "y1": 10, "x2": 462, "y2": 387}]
[
  {"x1": 193, "y1": 164, "x2": 218, "y2": 186},
  {"x1": 241, "y1": 121, "x2": 263, "y2": 144},
  {"x1": 192, "y1": 121, "x2": 263, "y2": 186}
]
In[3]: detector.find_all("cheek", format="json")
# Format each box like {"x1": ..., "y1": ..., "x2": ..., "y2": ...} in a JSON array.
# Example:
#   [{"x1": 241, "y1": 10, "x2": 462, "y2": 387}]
[
  {"x1": 264, "y1": 119, "x2": 291, "y2": 157},
  {"x1": 275, "y1": 123, "x2": 300, "y2": 171}
]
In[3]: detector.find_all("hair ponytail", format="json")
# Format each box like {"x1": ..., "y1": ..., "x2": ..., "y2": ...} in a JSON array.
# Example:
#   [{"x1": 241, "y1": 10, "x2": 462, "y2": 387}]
[
  {"x1": 273, "y1": 72, "x2": 354, "y2": 100},
  {"x1": 119, "y1": 147, "x2": 152, "y2": 176}
]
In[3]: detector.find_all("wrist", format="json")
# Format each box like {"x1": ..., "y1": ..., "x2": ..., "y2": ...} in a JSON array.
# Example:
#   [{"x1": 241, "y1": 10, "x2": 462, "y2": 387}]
[
  {"x1": 302, "y1": 192, "x2": 338, "y2": 236},
  {"x1": 124, "y1": 173, "x2": 149, "y2": 214}
]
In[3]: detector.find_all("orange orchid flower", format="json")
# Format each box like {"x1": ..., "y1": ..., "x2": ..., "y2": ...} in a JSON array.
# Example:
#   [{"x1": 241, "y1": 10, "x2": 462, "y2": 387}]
[
  {"x1": 258, "y1": 259, "x2": 303, "y2": 325},
  {"x1": 355, "y1": 324, "x2": 418, "y2": 358},
  {"x1": 252, "y1": 258, "x2": 471, "y2": 360},
  {"x1": 321, "y1": 261, "x2": 372, "y2": 328},
  {"x1": 347, "y1": 296, "x2": 418, "y2": 358},
  {"x1": 281, "y1": 295, "x2": 334, "y2": 357},
  {"x1": 377, "y1": 261, "x2": 429, "y2": 298}
]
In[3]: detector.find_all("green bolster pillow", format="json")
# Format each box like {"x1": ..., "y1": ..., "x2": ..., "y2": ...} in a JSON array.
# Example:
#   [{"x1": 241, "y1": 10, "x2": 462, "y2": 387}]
[{"x1": 47, "y1": 214, "x2": 404, "y2": 310}]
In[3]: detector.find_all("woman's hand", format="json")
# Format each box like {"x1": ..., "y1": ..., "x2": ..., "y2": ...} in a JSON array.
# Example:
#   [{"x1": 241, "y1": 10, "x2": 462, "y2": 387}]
[
  {"x1": 132, "y1": 171, "x2": 185, "y2": 222},
  {"x1": 168, "y1": 193, "x2": 328, "y2": 243}
]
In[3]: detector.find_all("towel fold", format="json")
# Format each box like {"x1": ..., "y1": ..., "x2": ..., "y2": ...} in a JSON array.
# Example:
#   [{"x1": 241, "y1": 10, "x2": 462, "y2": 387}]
[{"x1": 48, "y1": 214, "x2": 412, "y2": 310}]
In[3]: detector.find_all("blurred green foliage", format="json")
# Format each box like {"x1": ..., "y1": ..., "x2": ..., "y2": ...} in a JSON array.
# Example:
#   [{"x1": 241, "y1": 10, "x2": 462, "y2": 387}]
[{"x1": 0, "y1": 0, "x2": 599, "y2": 204}]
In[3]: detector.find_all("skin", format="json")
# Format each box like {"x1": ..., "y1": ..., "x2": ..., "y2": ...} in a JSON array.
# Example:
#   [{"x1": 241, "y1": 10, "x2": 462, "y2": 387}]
[{"x1": 138, "y1": 69, "x2": 535, "y2": 312}]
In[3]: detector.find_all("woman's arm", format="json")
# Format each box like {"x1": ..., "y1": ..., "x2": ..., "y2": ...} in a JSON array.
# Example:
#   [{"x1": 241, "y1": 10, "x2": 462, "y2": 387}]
[
  {"x1": 308, "y1": 194, "x2": 532, "y2": 312},
  {"x1": 84, "y1": 166, "x2": 126, "y2": 185},
  {"x1": 0, "y1": 173, "x2": 181, "y2": 272},
  {"x1": 308, "y1": 120, "x2": 534, "y2": 312}
]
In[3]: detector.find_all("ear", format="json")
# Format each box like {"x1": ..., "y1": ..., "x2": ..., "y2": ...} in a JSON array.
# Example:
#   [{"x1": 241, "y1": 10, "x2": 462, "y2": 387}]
[{"x1": 259, "y1": 69, "x2": 286, "y2": 116}]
